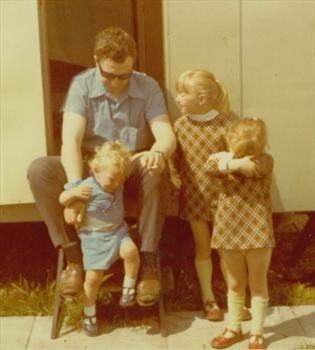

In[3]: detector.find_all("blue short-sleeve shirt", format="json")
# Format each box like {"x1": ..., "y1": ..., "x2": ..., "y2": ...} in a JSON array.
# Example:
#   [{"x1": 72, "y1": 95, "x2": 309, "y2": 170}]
[{"x1": 62, "y1": 68, "x2": 167, "y2": 152}]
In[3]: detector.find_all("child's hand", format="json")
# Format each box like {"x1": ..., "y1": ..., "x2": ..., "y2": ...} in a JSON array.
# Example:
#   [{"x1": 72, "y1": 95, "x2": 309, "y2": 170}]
[
  {"x1": 229, "y1": 156, "x2": 258, "y2": 177},
  {"x1": 74, "y1": 185, "x2": 92, "y2": 200},
  {"x1": 170, "y1": 172, "x2": 182, "y2": 189},
  {"x1": 208, "y1": 152, "x2": 232, "y2": 161},
  {"x1": 64, "y1": 200, "x2": 86, "y2": 226}
]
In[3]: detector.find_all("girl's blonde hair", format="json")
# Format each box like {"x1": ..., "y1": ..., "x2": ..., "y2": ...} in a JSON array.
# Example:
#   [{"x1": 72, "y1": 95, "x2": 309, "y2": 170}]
[
  {"x1": 176, "y1": 69, "x2": 230, "y2": 114},
  {"x1": 89, "y1": 141, "x2": 131, "y2": 176},
  {"x1": 226, "y1": 118, "x2": 267, "y2": 158}
]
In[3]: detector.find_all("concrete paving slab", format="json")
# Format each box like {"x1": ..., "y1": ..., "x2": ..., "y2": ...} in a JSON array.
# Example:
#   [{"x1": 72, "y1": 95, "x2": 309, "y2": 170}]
[
  {"x1": 27, "y1": 316, "x2": 86, "y2": 350},
  {"x1": 291, "y1": 305, "x2": 315, "y2": 337},
  {"x1": 26, "y1": 316, "x2": 167, "y2": 350},
  {"x1": 163, "y1": 310, "x2": 249, "y2": 350},
  {"x1": 263, "y1": 306, "x2": 315, "y2": 349},
  {"x1": 164, "y1": 310, "x2": 219, "y2": 349},
  {"x1": 1, "y1": 306, "x2": 314, "y2": 350},
  {"x1": 163, "y1": 307, "x2": 314, "y2": 350},
  {"x1": 0, "y1": 316, "x2": 35, "y2": 350}
]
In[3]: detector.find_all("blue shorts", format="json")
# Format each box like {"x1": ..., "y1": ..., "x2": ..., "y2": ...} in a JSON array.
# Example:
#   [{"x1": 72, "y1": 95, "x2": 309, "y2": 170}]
[{"x1": 79, "y1": 226, "x2": 131, "y2": 270}]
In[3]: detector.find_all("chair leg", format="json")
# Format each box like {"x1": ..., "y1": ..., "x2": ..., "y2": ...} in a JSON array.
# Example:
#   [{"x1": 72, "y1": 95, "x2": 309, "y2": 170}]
[
  {"x1": 51, "y1": 248, "x2": 65, "y2": 339},
  {"x1": 157, "y1": 255, "x2": 168, "y2": 337}
]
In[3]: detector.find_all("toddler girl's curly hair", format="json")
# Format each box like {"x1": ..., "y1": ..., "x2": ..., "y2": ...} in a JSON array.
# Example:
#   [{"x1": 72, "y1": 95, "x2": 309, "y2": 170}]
[
  {"x1": 89, "y1": 141, "x2": 131, "y2": 176},
  {"x1": 226, "y1": 118, "x2": 268, "y2": 158}
]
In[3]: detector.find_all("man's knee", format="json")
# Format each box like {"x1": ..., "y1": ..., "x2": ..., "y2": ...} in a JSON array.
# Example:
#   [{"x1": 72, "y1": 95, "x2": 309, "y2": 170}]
[
  {"x1": 27, "y1": 156, "x2": 64, "y2": 187},
  {"x1": 27, "y1": 157, "x2": 51, "y2": 183},
  {"x1": 142, "y1": 170, "x2": 167, "y2": 194}
]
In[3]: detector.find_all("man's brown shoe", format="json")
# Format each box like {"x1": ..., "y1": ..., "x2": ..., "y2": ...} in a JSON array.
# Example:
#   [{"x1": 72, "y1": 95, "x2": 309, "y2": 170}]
[
  {"x1": 59, "y1": 263, "x2": 83, "y2": 297},
  {"x1": 136, "y1": 253, "x2": 161, "y2": 307},
  {"x1": 210, "y1": 329, "x2": 243, "y2": 349}
]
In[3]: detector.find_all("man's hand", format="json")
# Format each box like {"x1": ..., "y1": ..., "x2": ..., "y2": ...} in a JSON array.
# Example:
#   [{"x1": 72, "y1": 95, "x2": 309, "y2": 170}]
[
  {"x1": 64, "y1": 200, "x2": 86, "y2": 227},
  {"x1": 229, "y1": 156, "x2": 258, "y2": 177},
  {"x1": 140, "y1": 150, "x2": 166, "y2": 175}
]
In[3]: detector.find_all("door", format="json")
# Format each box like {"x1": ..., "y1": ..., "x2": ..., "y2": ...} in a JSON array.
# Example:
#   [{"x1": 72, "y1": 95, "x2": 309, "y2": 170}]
[{"x1": 39, "y1": 0, "x2": 164, "y2": 154}]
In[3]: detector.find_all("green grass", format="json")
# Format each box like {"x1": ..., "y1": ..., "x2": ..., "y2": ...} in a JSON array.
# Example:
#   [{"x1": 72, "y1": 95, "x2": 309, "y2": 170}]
[
  {"x1": 1, "y1": 275, "x2": 313, "y2": 321},
  {"x1": 0, "y1": 277, "x2": 55, "y2": 316},
  {"x1": 0, "y1": 219, "x2": 314, "y2": 324},
  {"x1": 269, "y1": 282, "x2": 315, "y2": 306}
]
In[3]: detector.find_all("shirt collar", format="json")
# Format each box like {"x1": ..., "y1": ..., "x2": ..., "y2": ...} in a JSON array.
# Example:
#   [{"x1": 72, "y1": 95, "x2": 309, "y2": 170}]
[
  {"x1": 189, "y1": 109, "x2": 220, "y2": 122},
  {"x1": 89, "y1": 68, "x2": 145, "y2": 100},
  {"x1": 128, "y1": 73, "x2": 146, "y2": 99}
]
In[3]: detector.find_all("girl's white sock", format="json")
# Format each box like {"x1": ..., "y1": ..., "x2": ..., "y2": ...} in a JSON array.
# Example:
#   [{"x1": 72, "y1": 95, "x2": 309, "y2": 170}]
[
  {"x1": 227, "y1": 291, "x2": 244, "y2": 333},
  {"x1": 250, "y1": 296, "x2": 268, "y2": 335}
]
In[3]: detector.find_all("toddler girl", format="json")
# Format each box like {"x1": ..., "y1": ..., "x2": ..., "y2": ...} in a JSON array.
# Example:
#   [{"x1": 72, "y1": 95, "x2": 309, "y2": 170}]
[
  {"x1": 208, "y1": 118, "x2": 274, "y2": 350},
  {"x1": 59, "y1": 141, "x2": 140, "y2": 336}
]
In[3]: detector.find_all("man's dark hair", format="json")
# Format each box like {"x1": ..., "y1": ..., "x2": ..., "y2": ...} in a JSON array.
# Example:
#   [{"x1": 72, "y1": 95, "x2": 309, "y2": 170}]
[{"x1": 94, "y1": 26, "x2": 137, "y2": 63}]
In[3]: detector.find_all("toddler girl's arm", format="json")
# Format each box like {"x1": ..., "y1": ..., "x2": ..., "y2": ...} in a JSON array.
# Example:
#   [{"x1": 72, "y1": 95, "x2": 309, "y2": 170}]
[
  {"x1": 204, "y1": 152, "x2": 233, "y2": 175},
  {"x1": 228, "y1": 154, "x2": 273, "y2": 178},
  {"x1": 251, "y1": 154, "x2": 274, "y2": 178},
  {"x1": 205, "y1": 153, "x2": 273, "y2": 178},
  {"x1": 228, "y1": 156, "x2": 258, "y2": 177},
  {"x1": 59, "y1": 185, "x2": 92, "y2": 207}
]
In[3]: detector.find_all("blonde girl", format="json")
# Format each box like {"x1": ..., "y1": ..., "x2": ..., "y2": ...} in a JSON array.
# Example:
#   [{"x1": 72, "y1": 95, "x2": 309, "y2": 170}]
[
  {"x1": 173, "y1": 69, "x2": 254, "y2": 321},
  {"x1": 59, "y1": 141, "x2": 140, "y2": 336},
  {"x1": 208, "y1": 118, "x2": 274, "y2": 350}
]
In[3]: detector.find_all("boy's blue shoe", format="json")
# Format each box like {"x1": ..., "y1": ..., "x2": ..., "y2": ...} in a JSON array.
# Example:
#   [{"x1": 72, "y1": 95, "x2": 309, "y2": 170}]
[
  {"x1": 119, "y1": 287, "x2": 136, "y2": 307},
  {"x1": 83, "y1": 313, "x2": 98, "y2": 337}
]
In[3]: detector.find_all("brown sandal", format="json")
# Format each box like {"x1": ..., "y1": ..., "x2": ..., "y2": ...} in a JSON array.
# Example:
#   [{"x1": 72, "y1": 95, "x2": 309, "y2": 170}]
[
  {"x1": 248, "y1": 334, "x2": 266, "y2": 350},
  {"x1": 242, "y1": 306, "x2": 252, "y2": 321},
  {"x1": 204, "y1": 301, "x2": 224, "y2": 321},
  {"x1": 210, "y1": 328, "x2": 243, "y2": 349}
]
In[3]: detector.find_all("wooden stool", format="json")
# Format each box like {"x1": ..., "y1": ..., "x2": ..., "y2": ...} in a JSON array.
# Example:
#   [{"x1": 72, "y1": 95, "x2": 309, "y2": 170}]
[
  {"x1": 50, "y1": 229, "x2": 172, "y2": 338},
  {"x1": 51, "y1": 247, "x2": 65, "y2": 339}
]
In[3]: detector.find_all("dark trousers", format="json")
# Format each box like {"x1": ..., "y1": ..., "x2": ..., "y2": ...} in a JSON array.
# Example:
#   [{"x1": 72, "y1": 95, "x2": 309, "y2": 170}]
[{"x1": 27, "y1": 155, "x2": 169, "y2": 253}]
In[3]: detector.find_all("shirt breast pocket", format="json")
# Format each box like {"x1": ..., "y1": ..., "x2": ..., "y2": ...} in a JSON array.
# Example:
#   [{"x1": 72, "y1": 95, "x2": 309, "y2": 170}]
[{"x1": 120, "y1": 126, "x2": 148, "y2": 151}]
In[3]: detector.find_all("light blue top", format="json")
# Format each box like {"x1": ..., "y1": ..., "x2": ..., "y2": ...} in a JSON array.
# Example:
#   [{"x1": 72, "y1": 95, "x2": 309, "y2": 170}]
[
  {"x1": 62, "y1": 68, "x2": 167, "y2": 152},
  {"x1": 77, "y1": 176, "x2": 126, "y2": 234}
]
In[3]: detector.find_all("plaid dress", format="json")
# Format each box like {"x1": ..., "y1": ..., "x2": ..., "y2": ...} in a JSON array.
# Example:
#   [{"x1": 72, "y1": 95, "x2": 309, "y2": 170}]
[
  {"x1": 205, "y1": 154, "x2": 275, "y2": 249},
  {"x1": 173, "y1": 113, "x2": 236, "y2": 221}
]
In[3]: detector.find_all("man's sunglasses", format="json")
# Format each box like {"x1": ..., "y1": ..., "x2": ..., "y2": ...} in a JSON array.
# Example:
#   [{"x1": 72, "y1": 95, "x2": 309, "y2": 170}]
[{"x1": 98, "y1": 64, "x2": 133, "y2": 80}]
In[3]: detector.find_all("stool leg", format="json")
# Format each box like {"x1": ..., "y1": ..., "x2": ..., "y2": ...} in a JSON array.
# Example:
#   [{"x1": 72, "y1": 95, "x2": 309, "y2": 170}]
[
  {"x1": 157, "y1": 255, "x2": 168, "y2": 337},
  {"x1": 51, "y1": 249, "x2": 64, "y2": 339}
]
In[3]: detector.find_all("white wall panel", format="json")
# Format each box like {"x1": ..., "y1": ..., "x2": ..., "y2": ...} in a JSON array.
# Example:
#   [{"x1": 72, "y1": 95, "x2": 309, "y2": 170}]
[
  {"x1": 163, "y1": 0, "x2": 241, "y2": 120},
  {"x1": 241, "y1": 0, "x2": 315, "y2": 211},
  {"x1": 0, "y1": 0, "x2": 47, "y2": 205},
  {"x1": 163, "y1": 0, "x2": 315, "y2": 211}
]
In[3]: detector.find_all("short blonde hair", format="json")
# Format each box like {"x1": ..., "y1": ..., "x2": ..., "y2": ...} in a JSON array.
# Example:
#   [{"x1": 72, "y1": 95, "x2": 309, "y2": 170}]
[
  {"x1": 89, "y1": 141, "x2": 131, "y2": 176},
  {"x1": 226, "y1": 118, "x2": 267, "y2": 158},
  {"x1": 176, "y1": 69, "x2": 230, "y2": 114}
]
